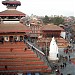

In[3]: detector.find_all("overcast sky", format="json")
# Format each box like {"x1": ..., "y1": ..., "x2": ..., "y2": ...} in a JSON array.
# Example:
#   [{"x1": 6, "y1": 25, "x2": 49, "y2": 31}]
[{"x1": 0, "y1": 0, "x2": 74, "y2": 17}]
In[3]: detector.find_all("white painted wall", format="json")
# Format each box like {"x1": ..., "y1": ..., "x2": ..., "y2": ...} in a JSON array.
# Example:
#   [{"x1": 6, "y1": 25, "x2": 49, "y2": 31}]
[
  {"x1": 60, "y1": 32, "x2": 66, "y2": 39},
  {"x1": 3, "y1": 21, "x2": 19, "y2": 24}
]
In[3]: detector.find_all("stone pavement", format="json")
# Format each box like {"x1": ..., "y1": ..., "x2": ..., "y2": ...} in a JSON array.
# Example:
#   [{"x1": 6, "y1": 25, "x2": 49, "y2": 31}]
[
  {"x1": 59, "y1": 62, "x2": 75, "y2": 75},
  {"x1": 51, "y1": 63, "x2": 75, "y2": 75},
  {"x1": 63, "y1": 53, "x2": 75, "y2": 75},
  {"x1": 43, "y1": 48, "x2": 75, "y2": 75},
  {"x1": 56, "y1": 49, "x2": 75, "y2": 75}
]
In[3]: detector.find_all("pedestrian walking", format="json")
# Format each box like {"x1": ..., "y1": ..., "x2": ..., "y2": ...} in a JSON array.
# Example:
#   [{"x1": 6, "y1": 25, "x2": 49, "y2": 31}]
[
  {"x1": 60, "y1": 64, "x2": 62, "y2": 69},
  {"x1": 64, "y1": 62, "x2": 67, "y2": 67},
  {"x1": 65, "y1": 56, "x2": 68, "y2": 61},
  {"x1": 69, "y1": 55, "x2": 70, "y2": 59},
  {"x1": 60, "y1": 73, "x2": 63, "y2": 75},
  {"x1": 66, "y1": 49, "x2": 68, "y2": 54},
  {"x1": 62, "y1": 64, "x2": 64, "y2": 69},
  {"x1": 69, "y1": 59, "x2": 71, "y2": 63}
]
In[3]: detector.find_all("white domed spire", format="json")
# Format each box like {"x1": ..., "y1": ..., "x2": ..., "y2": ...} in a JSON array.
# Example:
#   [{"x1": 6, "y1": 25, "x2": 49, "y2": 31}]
[{"x1": 48, "y1": 37, "x2": 59, "y2": 60}]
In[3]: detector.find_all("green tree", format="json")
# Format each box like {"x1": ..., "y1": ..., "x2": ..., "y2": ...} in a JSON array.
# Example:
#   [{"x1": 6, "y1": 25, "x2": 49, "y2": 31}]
[
  {"x1": 43, "y1": 15, "x2": 50, "y2": 24},
  {"x1": 51, "y1": 17, "x2": 64, "y2": 25}
]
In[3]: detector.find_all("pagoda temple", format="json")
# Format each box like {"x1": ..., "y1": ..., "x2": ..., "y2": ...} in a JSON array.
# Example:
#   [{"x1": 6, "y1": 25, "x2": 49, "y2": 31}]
[
  {"x1": 35, "y1": 24, "x2": 69, "y2": 57},
  {"x1": 0, "y1": 0, "x2": 25, "y2": 22},
  {"x1": 0, "y1": 0, "x2": 51, "y2": 75}
]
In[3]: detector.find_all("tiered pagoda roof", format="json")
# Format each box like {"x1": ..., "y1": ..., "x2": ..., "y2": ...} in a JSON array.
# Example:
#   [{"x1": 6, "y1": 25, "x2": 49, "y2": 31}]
[
  {"x1": 2, "y1": 0, "x2": 21, "y2": 7},
  {"x1": 0, "y1": 0, "x2": 25, "y2": 20},
  {"x1": 0, "y1": 23, "x2": 31, "y2": 33},
  {"x1": 0, "y1": 42, "x2": 51, "y2": 74},
  {"x1": 2, "y1": 1, "x2": 21, "y2": 6},
  {"x1": 0, "y1": 0, "x2": 52, "y2": 74},
  {"x1": 0, "y1": 10, "x2": 25, "y2": 17}
]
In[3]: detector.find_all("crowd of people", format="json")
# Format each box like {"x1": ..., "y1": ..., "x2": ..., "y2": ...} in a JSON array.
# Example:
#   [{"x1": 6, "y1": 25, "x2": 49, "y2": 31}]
[{"x1": 53, "y1": 47, "x2": 73, "y2": 75}]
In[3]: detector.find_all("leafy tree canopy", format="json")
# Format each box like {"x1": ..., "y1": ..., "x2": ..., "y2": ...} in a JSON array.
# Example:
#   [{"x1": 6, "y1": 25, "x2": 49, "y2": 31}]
[
  {"x1": 42, "y1": 16, "x2": 64, "y2": 25},
  {"x1": 42, "y1": 15, "x2": 50, "y2": 24},
  {"x1": 51, "y1": 17, "x2": 64, "y2": 25}
]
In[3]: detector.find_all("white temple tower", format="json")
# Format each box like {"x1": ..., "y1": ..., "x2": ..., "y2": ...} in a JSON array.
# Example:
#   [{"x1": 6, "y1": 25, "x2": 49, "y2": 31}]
[{"x1": 48, "y1": 37, "x2": 59, "y2": 60}]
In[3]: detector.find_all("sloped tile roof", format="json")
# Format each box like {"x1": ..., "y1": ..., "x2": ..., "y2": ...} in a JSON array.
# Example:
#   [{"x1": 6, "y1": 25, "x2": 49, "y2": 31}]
[
  {"x1": 0, "y1": 10, "x2": 25, "y2": 16},
  {"x1": 40, "y1": 24, "x2": 64, "y2": 31},
  {"x1": 0, "y1": 23, "x2": 31, "y2": 33},
  {"x1": 0, "y1": 42, "x2": 51, "y2": 73},
  {"x1": 2, "y1": 1, "x2": 21, "y2": 5}
]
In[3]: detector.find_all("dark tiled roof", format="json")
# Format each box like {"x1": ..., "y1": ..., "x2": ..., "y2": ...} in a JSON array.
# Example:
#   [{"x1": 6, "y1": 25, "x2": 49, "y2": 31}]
[
  {"x1": 40, "y1": 24, "x2": 64, "y2": 31},
  {"x1": 0, "y1": 23, "x2": 31, "y2": 33},
  {"x1": 0, "y1": 10, "x2": 25, "y2": 16},
  {"x1": 2, "y1": 1, "x2": 21, "y2": 5}
]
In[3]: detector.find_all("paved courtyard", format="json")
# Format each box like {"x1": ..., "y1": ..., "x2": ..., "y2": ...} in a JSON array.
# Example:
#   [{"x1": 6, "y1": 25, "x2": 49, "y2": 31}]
[
  {"x1": 52, "y1": 49, "x2": 75, "y2": 75},
  {"x1": 27, "y1": 40, "x2": 75, "y2": 75}
]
